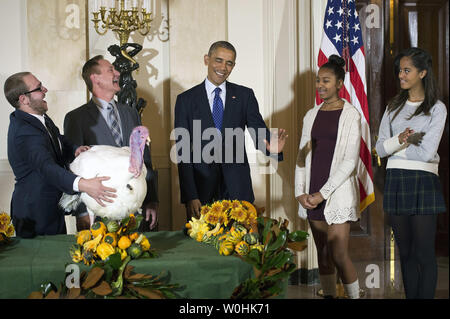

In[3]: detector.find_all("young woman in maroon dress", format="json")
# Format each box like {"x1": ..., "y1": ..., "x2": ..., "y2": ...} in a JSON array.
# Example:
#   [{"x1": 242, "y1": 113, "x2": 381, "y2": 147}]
[{"x1": 295, "y1": 55, "x2": 362, "y2": 299}]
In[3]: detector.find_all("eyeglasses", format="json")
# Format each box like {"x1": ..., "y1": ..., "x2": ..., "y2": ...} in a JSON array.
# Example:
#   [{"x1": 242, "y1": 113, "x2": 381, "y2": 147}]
[{"x1": 22, "y1": 85, "x2": 44, "y2": 95}]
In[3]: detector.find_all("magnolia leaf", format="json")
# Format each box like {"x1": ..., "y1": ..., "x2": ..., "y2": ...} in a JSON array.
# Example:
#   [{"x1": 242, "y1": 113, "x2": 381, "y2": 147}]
[
  {"x1": 273, "y1": 251, "x2": 292, "y2": 268},
  {"x1": 287, "y1": 241, "x2": 308, "y2": 252},
  {"x1": 267, "y1": 230, "x2": 287, "y2": 253},
  {"x1": 288, "y1": 230, "x2": 308, "y2": 242},
  {"x1": 91, "y1": 280, "x2": 113, "y2": 296},
  {"x1": 105, "y1": 252, "x2": 122, "y2": 270},
  {"x1": 82, "y1": 267, "x2": 104, "y2": 290},
  {"x1": 44, "y1": 290, "x2": 60, "y2": 299},
  {"x1": 28, "y1": 291, "x2": 43, "y2": 299},
  {"x1": 127, "y1": 273, "x2": 153, "y2": 281},
  {"x1": 261, "y1": 218, "x2": 273, "y2": 242},
  {"x1": 123, "y1": 265, "x2": 135, "y2": 279},
  {"x1": 67, "y1": 288, "x2": 81, "y2": 299}
]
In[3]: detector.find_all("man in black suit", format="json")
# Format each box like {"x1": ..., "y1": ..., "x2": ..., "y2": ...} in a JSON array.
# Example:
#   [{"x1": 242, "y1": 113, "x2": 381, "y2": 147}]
[
  {"x1": 4, "y1": 72, "x2": 116, "y2": 238},
  {"x1": 64, "y1": 55, "x2": 158, "y2": 231},
  {"x1": 174, "y1": 41, "x2": 287, "y2": 221}
]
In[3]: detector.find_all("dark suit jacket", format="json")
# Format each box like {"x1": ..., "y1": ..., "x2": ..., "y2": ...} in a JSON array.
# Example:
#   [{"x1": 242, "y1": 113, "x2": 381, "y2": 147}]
[
  {"x1": 174, "y1": 80, "x2": 283, "y2": 205},
  {"x1": 63, "y1": 99, "x2": 158, "y2": 206},
  {"x1": 7, "y1": 109, "x2": 78, "y2": 238}
]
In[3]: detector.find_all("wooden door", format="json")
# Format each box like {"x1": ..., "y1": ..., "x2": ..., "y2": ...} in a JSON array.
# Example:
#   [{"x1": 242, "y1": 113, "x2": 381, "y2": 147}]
[{"x1": 387, "y1": 0, "x2": 449, "y2": 256}]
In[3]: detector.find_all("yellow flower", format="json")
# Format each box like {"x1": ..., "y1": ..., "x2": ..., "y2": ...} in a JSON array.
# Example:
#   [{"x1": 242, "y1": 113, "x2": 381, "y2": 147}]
[
  {"x1": 230, "y1": 207, "x2": 247, "y2": 223},
  {"x1": 241, "y1": 200, "x2": 257, "y2": 217},
  {"x1": 231, "y1": 200, "x2": 242, "y2": 210},
  {"x1": 0, "y1": 212, "x2": 11, "y2": 226},
  {"x1": 5, "y1": 225, "x2": 14, "y2": 238},
  {"x1": 0, "y1": 222, "x2": 7, "y2": 234},
  {"x1": 210, "y1": 202, "x2": 223, "y2": 215},
  {"x1": 217, "y1": 211, "x2": 229, "y2": 226},
  {"x1": 76, "y1": 230, "x2": 92, "y2": 246},
  {"x1": 69, "y1": 245, "x2": 83, "y2": 263},
  {"x1": 205, "y1": 211, "x2": 219, "y2": 225},
  {"x1": 200, "y1": 205, "x2": 210, "y2": 215},
  {"x1": 221, "y1": 200, "x2": 232, "y2": 212}
]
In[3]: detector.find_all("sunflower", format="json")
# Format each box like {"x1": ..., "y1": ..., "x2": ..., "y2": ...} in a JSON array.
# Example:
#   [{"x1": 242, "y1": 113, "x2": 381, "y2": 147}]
[
  {"x1": 221, "y1": 200, "x2": 232, "y2": 212},
  {"x1": 0, "y1": 212, "x2": 10, "y2": 226},
  {"x1": 205, "y1": 212, "x2": 219, "y2": 225},
  {"x1": 210, "y1": 202, "x2": 223, "y2": 215},
  {"x1": 200, "y1": 205, "x2": 210, "y2": 215},
  {"x1": 241, "y1": 200, "x2": 257, "y2": 217},
  {"x1": 231, "y1": 200, "x2": 241, "y2": 210},
  {"x1": 230, "y1": 207, "x2": 247, "y2": 223},
  {"x1": 217, "y1": 211, "x2": 229, "y2": 226},
  {"x1": 5, "y1": 225, "x2": 14, "y2": 238}
]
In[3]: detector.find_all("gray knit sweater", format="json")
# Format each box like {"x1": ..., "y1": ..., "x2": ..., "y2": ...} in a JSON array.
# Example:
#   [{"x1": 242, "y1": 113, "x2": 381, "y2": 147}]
[{"x1": 375, "y1": 99, "x2": 447, "y2": 175}]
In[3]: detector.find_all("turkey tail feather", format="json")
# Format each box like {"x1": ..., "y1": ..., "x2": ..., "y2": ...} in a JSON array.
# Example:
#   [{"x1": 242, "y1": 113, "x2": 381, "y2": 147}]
[{"x1": 59, "y1": 193, "x2": 82, "y2": 212}]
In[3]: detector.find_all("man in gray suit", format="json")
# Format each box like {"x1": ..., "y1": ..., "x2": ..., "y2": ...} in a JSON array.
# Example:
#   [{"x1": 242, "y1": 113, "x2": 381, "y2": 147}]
[{"x1": 64, "y1": 55, "x2": 158, "y2": 231}]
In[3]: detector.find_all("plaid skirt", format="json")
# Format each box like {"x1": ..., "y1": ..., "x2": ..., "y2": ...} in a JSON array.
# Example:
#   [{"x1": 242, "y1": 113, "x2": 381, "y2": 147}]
[{"x1": 383, "y1": 169, "x2": 447, "y2": 215}]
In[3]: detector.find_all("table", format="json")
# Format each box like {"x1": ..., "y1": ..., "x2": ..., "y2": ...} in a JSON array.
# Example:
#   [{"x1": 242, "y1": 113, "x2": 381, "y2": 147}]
[{"x1": 0, "y1": 230, "x2": 259, "y2": 299}]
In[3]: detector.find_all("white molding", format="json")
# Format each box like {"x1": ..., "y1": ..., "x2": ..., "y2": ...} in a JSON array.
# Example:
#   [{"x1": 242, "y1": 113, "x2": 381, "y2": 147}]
[{"x1": 0, "y1": 159, "x2": 12, "y2": 173}]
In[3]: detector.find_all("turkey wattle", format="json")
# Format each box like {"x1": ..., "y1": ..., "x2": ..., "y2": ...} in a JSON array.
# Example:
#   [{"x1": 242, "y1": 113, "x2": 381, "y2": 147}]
[{"x1": 59, "y1": 125, "x2": 150, "y2": 222}]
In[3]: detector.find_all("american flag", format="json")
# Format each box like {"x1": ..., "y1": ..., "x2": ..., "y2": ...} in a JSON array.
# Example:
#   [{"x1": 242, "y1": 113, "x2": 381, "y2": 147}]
[{"x1": 316, "y1": 0, "x2": 374, "y2": 212}]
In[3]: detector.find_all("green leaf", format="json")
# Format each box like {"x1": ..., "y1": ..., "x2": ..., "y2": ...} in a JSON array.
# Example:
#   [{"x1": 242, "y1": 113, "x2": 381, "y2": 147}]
[
  {"x1": 244, "y1": 249, "x2": 261, "y2": 268},
  {"x1": 105, "y1": 252, "x2": 122, "y2": 270},
  {"x1": 261, "y1": 219, "x2": 273, "y2": 244},
  {"x1": 273, "y1": 251, "x2": 292, "y2": 268},
  {"x1": 267, "y1": 230, "x2": 287, "y2": 253},
  {"x1": 288, "y1": 230, "x2": 309, "y2": 242}
]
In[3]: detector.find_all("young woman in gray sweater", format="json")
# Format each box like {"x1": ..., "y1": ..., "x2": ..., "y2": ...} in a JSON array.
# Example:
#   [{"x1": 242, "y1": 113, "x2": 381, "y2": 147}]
[{"x1": 375, "y1": 47, "x2": 447, "y2": 299}]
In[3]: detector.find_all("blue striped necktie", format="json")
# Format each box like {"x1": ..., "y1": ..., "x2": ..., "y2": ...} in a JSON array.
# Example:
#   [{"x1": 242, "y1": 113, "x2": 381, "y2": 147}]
[
  {"x1": 212, "y1": 87, "x2": 224, "y2": 131},
  {"x1": 107, "y1": 103, "x2": 123, "y2": 147}
]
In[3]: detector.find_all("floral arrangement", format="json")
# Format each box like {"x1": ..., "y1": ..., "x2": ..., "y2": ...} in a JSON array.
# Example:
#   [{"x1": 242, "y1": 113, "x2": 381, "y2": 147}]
[
  {"x1": 70, "y1": 214, "x2": 155, "y2": 265},
  {"x1": 28, "y1": 259, "x2": 181, "y2": 299},
  {"x1": 0, "y1": 212, "x2": 15, "y2": 243},
  {"x1": 185, "y1": 200, "x2": 264, "y2": 257},
  {"x1": 231, "y1": 216, "x2": 308, "y2": 299},
  {"x1": 185, "y1": 200, "x2": 309, "y2": 299}
]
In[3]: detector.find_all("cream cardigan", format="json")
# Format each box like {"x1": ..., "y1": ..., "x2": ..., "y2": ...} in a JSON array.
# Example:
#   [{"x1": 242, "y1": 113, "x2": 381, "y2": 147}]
[{"x1": 295, "y1": 100, "x2": 362, "y2": 225}]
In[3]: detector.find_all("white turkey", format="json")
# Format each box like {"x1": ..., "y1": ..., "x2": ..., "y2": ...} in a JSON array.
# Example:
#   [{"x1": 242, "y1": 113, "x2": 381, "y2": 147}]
[{"x1": 59, "y1": 125, "x2": 150, "y2": 223}]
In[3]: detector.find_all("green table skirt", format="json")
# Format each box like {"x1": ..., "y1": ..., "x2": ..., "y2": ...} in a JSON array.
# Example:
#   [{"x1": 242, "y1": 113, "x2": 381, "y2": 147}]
[{"x1": 0, "y1": 230, "x2": 256, "y2": 299}]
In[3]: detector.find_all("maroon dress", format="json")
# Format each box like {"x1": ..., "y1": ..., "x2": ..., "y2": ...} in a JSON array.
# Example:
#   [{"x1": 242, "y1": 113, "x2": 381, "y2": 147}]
[{"x1": 307, "y1": 109, "x2": 342, "y2": 221}]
